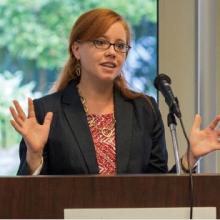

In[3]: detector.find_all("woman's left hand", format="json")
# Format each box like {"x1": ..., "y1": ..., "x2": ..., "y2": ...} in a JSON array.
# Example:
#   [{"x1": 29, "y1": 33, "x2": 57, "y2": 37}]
[{"x1": 188, "y1": 114, "x2": 220, "y2": 165}]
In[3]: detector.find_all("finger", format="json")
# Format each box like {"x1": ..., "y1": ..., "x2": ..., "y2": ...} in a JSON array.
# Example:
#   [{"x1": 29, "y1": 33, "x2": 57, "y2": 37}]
[
  {"x1": 9, "y1": 106, "x2": 25, "y2": 127},
  {"x1": 208, "y1": 115, "x2": 220, "y2": 130},
  {"x1": 9, "y1": 106, "x2": 18, "y2": 119},
  {"x1": 28, "y1": 98, "x2": 36, "y2": 118},
  {"x1": 10, "y1": 120, "x2": 23, "y2": 135},
  {"x1": 213, "y1": 142, "x2": 220, "y2": 150},
  {"x1": 43, "y1": 112, "x2": 53, "y2": 127},
  {"x1": 192, "y1": 114, "x2": 201, "y2": 131},
  {"x1": 13, "y1": 100, "x2": 26, "y2": 120}
]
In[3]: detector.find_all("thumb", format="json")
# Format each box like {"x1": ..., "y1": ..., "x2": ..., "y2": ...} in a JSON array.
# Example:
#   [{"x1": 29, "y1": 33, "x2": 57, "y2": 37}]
[
  {"x1": 192, "y1": 114, "x2": 201, "y2": 131},
  {"x1": 43, "y1": 112, "x2": 53, "y2": 127}
]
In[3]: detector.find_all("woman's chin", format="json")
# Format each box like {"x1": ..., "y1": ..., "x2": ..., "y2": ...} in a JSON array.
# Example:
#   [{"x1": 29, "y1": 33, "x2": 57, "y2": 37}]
[
  {"x1": 100, "y1": 75, "x2": 118, "y2": 83},
  {"x1": 96, "y1": 72, "x2": 118, "y2": 82}
]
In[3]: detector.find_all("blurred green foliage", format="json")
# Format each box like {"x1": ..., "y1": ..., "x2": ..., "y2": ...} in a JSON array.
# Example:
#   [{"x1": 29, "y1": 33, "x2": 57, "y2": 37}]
[
  {"x1": 0, "y1": 0, "x2": 156, "y2": 91},
  {"x1": 0, "y1": 70, "x2": 41, "y2": 148},
  {"x1": 0, "y1": 0, "x2": 157, "y2": 149}
]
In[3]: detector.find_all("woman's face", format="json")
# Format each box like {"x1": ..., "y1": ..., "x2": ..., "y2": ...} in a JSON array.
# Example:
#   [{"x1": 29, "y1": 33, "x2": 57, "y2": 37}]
[{"x1": 72, "y1": 22, "x2": 128, "y2": 84}]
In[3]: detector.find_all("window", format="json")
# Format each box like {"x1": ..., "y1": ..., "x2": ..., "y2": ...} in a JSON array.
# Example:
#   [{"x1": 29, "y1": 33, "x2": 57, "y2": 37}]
[{"x1": 0, "y1": 0, "x2": 157, "y2": 175}]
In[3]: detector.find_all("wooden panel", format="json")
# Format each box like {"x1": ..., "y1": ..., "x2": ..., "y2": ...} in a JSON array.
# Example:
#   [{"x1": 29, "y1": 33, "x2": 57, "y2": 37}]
[{"x1": 0, "y1": 175, "x2": 218, "y2": 218}]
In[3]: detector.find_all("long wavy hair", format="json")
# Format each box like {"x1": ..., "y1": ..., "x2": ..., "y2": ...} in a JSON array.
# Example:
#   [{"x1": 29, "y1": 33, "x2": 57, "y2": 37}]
[{"x1": 52, "y1": 8, "x2": 145, "y2": 100}]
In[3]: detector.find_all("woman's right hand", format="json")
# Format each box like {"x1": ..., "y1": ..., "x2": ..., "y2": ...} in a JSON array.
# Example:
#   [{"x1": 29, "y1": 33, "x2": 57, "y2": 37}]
[{"x1": 10, "y1": 98, "x2": 53, "y2": 171}]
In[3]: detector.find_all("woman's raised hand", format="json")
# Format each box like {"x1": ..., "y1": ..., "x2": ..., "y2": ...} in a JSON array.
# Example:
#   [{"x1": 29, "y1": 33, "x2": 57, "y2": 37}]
[
  {"x1": 10, "y1": 98, "x2": 53, "y2": 171},
  {"x1": 187, "y1": 114, "x2": 220, "y2": 166}
]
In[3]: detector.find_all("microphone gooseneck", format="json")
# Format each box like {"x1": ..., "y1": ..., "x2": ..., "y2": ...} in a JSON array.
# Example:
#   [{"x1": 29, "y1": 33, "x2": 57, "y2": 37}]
[{"x1": 154, "y1": 73, "x2": 194, "y2": 219}]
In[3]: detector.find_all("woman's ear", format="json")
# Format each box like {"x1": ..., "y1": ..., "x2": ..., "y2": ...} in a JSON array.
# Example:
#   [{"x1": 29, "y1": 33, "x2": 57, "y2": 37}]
[{"x1": 71, "y1": 41, "x2": 80, "y2": 59}]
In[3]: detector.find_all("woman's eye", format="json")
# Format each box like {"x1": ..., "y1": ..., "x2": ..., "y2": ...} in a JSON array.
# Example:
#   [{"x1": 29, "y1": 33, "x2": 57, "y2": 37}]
[
  {"x1": 116, "y1": 43, "x2": 126, "y2": 49},
  {"x1": 95, "y1": 39, "x2": 106, "y2": 46}
]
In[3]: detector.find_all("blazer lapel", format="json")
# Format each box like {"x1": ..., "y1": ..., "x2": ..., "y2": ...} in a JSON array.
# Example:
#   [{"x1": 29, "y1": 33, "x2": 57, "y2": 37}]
[
  {"x1": 61, "y1": 81, "x2": 98, "y2": 174},
  {"x1": 114, "y1": 88, "x2": 133, "y2": 173}
]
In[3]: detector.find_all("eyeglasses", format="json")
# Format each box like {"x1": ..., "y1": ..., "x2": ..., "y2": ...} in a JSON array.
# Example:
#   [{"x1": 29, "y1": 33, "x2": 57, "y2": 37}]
[
  {"x1": 78, "y1": 39, "x2": 131, "y2": 53},
  {"x1": 92, "y1": 39, "x2": 131, "y2": 53}
]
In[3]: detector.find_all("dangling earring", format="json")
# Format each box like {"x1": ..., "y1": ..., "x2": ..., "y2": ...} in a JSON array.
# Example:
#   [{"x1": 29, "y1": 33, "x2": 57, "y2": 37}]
[
  {"x1": 117, "y1": 72, "x2": 123, "y2": 79},
  {"x1": 75, "y1": 60, "x2": 81, "y2": 77}
]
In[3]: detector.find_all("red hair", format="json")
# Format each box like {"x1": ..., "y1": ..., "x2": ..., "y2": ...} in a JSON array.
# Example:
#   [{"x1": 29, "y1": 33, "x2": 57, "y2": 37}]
[{"x1": 52, "y1": 8, "x2": 145, "y2": 100}]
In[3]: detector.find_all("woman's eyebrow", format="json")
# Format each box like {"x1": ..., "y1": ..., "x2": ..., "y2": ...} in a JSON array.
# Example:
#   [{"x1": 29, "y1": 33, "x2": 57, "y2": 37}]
[{"x1": 100, "y1": 35, "x2": 126, "y2": 42}]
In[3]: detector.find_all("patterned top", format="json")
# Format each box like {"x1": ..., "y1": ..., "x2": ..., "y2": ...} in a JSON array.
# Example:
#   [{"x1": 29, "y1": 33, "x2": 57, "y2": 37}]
[{"x1": 87, "y1": 113, "x2": 116, "y2": 175}]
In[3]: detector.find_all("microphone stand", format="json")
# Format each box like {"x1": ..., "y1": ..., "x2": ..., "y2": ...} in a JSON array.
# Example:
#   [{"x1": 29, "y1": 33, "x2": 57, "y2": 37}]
[{"x1": 167, "y1": 111, "x2": 181, "y2": 174}]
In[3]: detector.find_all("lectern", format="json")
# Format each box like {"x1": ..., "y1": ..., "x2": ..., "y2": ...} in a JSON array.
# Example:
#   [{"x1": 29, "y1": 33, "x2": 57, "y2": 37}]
[{"x1": 0, "y1": 174, "x2": 219, "y2": 218}]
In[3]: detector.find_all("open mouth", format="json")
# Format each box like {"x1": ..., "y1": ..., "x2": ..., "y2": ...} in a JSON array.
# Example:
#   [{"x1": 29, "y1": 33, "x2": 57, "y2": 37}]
[{"x1": 100, "y1": 62, "x2": 117, "y2": 69}]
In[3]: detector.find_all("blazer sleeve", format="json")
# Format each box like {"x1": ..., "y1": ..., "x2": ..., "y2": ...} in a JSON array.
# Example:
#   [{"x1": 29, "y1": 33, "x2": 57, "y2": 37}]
[{"x1": 144, "y1": 97, "x2": 169, "y2": 173}]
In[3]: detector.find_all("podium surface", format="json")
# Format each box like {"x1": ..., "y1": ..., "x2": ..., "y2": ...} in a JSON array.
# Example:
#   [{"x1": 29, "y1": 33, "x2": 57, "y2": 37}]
[{"x1": 0, "y1": 174, "x2": 219, "y2": 218}]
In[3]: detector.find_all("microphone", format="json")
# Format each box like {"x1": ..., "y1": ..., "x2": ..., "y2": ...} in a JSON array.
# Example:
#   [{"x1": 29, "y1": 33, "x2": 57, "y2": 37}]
[{"x1": 154, "y1": 73, "x2": 181, "y2": 118}]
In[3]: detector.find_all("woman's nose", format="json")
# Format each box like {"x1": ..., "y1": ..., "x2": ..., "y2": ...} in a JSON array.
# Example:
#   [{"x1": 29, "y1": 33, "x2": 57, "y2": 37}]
[{"x1": 104, "y1": 45, "x2": 116, "y2": 57}]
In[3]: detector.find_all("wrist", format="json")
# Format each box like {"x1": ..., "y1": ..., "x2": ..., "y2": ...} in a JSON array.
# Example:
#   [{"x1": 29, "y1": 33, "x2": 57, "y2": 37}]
[
  {"x1": 183, "y1": 151, "x2": 198, "y2": 167},
  {"x1": 26, "y1": 150, "x2": 43, "y2": 173},
  {"x1": 181, "y1": 153, "x2": 198, "y2": 173}
]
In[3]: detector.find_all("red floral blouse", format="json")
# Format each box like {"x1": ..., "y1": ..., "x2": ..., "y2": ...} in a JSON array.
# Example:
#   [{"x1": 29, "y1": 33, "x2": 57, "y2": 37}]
[{"x1": 87, "y1": 113, "x2": 116, "y2": 175}]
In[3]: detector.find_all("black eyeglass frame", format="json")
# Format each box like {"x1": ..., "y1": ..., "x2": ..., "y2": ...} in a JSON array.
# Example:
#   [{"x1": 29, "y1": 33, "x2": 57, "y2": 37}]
[{"x1": 77, "y1": 39, "x2": 131, "y2": 53}]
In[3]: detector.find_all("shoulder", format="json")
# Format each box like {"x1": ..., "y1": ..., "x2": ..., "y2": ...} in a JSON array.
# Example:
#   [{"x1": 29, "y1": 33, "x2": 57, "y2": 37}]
[
  {"x1": 33, "y1": 79, "x2": 78, "y2": 109},
  {"x1": 130, "y1": 94, "x2": 161, "y2": 121},
  {"x1": 32, "y1": 92, "x2": 62, "y2": 123},
  {"x1": 115, "y1": 87, "x2": 161, "y2": 122},
  {"x1": 33, "y1": 91, "x2": 62, "y2": 110}
]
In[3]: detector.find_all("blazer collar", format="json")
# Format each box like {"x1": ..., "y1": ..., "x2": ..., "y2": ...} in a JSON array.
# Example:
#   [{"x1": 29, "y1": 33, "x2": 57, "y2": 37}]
[
  {"x1": 114, "y1": 88, "x2": 133, "y2": 173},
  {"x1": 62, "y1": 80, "x2": 99, "y2": 174},
  {"x1": 61, "y1": 80, "x2": 133, "y2": 174}
]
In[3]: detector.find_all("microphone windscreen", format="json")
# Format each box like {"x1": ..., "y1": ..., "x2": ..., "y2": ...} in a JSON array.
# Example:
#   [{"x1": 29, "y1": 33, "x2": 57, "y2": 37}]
[{"x1": 154, "y1": 73, "x2": 171, "y2": 90}]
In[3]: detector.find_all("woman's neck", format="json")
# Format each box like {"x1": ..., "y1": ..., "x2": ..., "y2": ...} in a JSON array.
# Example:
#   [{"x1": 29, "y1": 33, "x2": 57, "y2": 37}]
[{"x1": 77, "y1": 80, "x2": 114, "y2": 115}]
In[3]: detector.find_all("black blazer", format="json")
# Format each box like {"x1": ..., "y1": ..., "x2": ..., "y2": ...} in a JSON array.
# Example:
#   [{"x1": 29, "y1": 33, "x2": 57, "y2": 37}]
[{"x1": 17, "y1": 80, "x2": 168, "y2": 175}]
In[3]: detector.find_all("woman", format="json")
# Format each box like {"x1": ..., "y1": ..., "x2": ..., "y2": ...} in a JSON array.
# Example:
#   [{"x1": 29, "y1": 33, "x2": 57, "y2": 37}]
[{"x1": 10, "y1": 8, "x2": 220, "y2": 175}]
